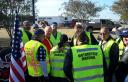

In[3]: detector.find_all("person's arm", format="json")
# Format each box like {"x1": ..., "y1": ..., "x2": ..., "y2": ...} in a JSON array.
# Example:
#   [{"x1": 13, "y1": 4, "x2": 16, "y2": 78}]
[
  {"x1": 37, "y1": 46, "x2": 48, "y2": 77},
  {"x1": 63, "y1": 48, "x2": 73, "y2": 81},
  {"x1": 108, "y1": 43, "x2": 119, "y2": 76},
  {"x1": 90, "y1": 33, "x2": 98, "y2": 45}
]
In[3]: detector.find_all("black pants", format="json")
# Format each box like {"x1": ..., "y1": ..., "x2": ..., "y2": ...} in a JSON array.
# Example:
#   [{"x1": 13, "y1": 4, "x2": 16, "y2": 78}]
[
  {"x1": 25, "y1": 70, "x2": 46, "y2": 82},
  {"x1": 50, "y1": 76, "x2": 69, "y2": 82},
  {"x1": 27, "y1": 75, "x2": 45, "y2": 82},
  {"x1": 115, "y1": 63, "x2": 128, "y2": 82}
]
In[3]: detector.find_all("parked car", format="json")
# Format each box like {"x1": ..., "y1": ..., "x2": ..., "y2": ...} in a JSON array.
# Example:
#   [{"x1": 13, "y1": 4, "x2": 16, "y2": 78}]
[{"x1": 86, "y1": 19, "x2": 121, "y2": 30}]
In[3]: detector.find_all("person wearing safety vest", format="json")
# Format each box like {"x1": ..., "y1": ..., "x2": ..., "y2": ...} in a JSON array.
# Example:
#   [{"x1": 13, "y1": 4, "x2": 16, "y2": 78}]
[
  {"x1": 19, "y1": 21, "x2": 32, "y2": 80},
  {"x1": 115, "y1": 28, "x2": 128, "y2": 82},
  {"x1": 99, "y1": 27, "x2": 119, "y2": 82},
  {"x1": 111, "y1": 27, "x2": 125, "y2": 60},
  {"x1": 42, "y1": 26, "x2": 53, "y2": 54},
  {"x1": 20, "y1": 21, "x2": 32, "y2": 45},
  {"x1": 50, "y1": 34, "x2": 70, "y2": 82},
  {"x1": 116, "y1": 37, "x2": 125, "y2": 60},
  {"x1": 64, "y1": 31, "x2": 107, "y2": 82},
  {"x1": 70, "y1": 24, "x2": 98, "y2": 46},
  {"x1": 24, "y1": 29, "x2": 50, "y2": 82},
  {"x1": 50, "y1": 22, "x2": 62, "y2": 46}
]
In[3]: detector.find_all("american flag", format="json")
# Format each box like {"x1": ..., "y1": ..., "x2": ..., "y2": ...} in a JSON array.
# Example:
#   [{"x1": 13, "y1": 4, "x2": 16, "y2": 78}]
[{"x1": 9, "y1": 11, "x2": 26, "y2": 82}]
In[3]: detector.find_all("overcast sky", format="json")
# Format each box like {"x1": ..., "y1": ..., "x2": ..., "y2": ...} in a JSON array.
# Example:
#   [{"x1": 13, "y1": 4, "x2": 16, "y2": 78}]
[{"x1": 36, "y1": 0, "x2": 120, "y2": 20}]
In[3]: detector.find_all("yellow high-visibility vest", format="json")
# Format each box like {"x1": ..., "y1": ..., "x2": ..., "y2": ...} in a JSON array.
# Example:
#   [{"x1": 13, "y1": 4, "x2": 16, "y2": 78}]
[
  {"x1": 99, "y1": 39, "x2": 115, "y2": 67},
  {"x1": 50, "y1": 45, "x2": 69, "y2": 78},
  {"x1": 24, "y1": 40, "x2": 50, "y2": 77},
  {"x1": 116, "y1": 38, "x2": 125, "y2": 60},
  {"x1": 20, "y1": 28, "x2": 30, "y2": 45},
  {"x1": 50, "y1": 32, "x2": 61, "y2": 46},
  {"x1": 71, "y1": 45, "x2": 104, "y2": 82}
]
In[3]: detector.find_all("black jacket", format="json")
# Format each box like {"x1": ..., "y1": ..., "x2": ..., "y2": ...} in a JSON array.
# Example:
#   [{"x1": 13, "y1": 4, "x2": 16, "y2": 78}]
[
  {"x1": 63, "y1": 46, "x2": 107, "y2": 82},
  {"x1": 115, "y1": 47, "x2": 128, "y2": 82},
  {"x1": 99, "y1": 36, "x2": 119, "y2": 82}
]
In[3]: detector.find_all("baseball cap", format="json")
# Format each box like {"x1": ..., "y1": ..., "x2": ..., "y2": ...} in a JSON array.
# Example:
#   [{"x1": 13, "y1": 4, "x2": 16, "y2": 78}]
[
  {"x1": 34, "y1": 29, "x2": 44, "y2": 36},
  {"x1": 120, "y1": 28, "x2": 128, "y2": 37}
]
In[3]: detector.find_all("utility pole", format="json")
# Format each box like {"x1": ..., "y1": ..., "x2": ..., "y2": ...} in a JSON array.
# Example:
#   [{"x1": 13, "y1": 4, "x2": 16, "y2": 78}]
[{"x1": 32, "y1": 0, "x2": 35, "y2": 23}]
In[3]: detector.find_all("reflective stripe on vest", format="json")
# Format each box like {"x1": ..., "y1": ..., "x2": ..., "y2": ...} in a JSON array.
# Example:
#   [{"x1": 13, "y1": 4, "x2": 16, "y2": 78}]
[
  {"x1": 50, "y1": 59, "x2": 64, "y2": 62},
  {"x1": 73, "y1": 32, "x2": 91, "y2": 46},
  {"x1": 101, "y1": 39, "x2": 114, "y2": 67},
  {"x1": 74, "y1": 74, "x2": 103, "y2": 82},
  {"x1": 24, "y1": 40, "x2": 50, "y2": 77},
  {"x1": 50, "y1": 45, "x2": 66, "y2": 78},
  {"x1": 50, "y1": 32, "x2": 61, "y2": 46},
  {"x1": 71, "y1": 45, "x2": 104, "y2": 82},
  {"x1": 116, "y1": 38, "x2": 125, "y2": 60},
  {"x1": 20, "y1": 28, "x2": 29, "y2": 45},
  {"x1": 74, "y1": 65, "x2": 103, "y2": 71}
]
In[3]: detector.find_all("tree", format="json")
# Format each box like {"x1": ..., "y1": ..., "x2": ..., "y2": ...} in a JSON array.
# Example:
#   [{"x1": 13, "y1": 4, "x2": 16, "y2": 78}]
[
  {"x1": 112, "y1": 0, "x2": 128, "y2": 21},
  {"x1": 62, "y1": 0, "x2": 102, "y2": 20},
  {"x1": 0, "y1": 0, "x2": 38, "y2": 38}
]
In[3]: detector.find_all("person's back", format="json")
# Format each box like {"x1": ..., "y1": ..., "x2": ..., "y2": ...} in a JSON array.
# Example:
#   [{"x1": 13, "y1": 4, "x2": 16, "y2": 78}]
[
  {"x1": 50, "y1": 34, "x2": 69, "y2": 82},
  {"x1": 64, "y1": 31, "x2": 106, "y2": 82},
  {"x1": 24, "y1": 29, "x2": 50, "y2": 82}
]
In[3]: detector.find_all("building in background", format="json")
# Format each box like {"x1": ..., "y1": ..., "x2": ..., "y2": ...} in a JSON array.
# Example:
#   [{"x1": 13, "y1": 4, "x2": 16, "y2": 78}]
[{"x1": 36, "y1": 16, "x2": 72, "y2": 27}]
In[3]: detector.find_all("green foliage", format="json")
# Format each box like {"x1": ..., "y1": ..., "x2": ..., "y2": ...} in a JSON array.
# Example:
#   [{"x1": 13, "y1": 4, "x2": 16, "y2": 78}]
[
  {"x1": 0, "y1": 0, "x2": 38, "y2": 38},
  {"x1": 62, "y1": 0, "x2": 102, "y2": 20},
  {"x1": 112, "y1": 0, "x2": 128, "y2": 20}
]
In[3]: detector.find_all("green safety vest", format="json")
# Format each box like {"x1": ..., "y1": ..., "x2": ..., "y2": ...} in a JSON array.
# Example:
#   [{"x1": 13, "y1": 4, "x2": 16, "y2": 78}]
[
  {"x1": 50, "y1": 45, "x2": 68, "y2": 78},
  {"x1": 24, "y1": 40, "x2": 50, "y2": 77},
  {"x1": 116, "y1": 38, "x2": 125, "y2": 60},
  {"x1": 50, "y1": 32, "x2": 61, "y2": 46},
  {"x1": 99, "y1": 39, "x2": 114, "y2": 67},
  {"x1": 71, "y1": 45, "x2": 104, "y2": 82},
  {"x1": 20, "y1": 28, "x2": 30, "y2": 45},
  {"x1": 73, "y1": 32, "x2": 91, "y2": 46}
]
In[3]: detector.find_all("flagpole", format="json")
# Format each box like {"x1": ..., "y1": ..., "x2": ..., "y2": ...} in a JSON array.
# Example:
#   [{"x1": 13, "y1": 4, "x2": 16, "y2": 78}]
[{"x1": 32, "y1": 0, "x2": 35, "y2": 24}]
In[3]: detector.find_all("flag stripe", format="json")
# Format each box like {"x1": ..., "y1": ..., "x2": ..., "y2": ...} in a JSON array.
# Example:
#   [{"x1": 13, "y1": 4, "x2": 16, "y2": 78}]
[
  {"x1": 11, "y1": 63, "x2": 25, "y2": 82},
  {"x1": 21, "y1": 56, "x2": 26, "y2": 62},
  {"x1": 10, "y1": 67, "x2": 19, "y2": 82},
  {"x1": 9, "y1": 75, "x2": 14, "y2": 82},
  {"x1": 11, "y1": 57, "x2": 25, "y2": 79}
]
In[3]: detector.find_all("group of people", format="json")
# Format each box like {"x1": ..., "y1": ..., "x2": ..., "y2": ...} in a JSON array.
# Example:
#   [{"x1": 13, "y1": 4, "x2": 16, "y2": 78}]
[{"x1": 19, "y1": 20, "x2": 128, "y2": 82}]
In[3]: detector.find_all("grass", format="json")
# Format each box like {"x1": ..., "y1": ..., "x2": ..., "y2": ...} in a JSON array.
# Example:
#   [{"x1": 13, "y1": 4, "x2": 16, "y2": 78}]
[
  {"x1": 0, "y1": 28, "x2": 99, "y2": 47},
  {"x1": 0, "y1": 29, "x2": 10, "y2": 47}
]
